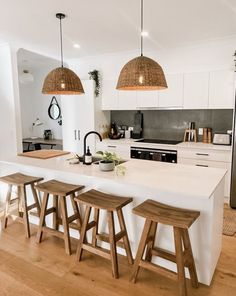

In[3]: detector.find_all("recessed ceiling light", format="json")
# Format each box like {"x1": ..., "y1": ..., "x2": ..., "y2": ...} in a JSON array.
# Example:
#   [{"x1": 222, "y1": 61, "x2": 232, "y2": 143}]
[
  {"x1": 73, "y1": 43, "x2": 80, "y2": 49},
  {"x1": 141, "y1": 31, "x2": 149, "y2": 37}
]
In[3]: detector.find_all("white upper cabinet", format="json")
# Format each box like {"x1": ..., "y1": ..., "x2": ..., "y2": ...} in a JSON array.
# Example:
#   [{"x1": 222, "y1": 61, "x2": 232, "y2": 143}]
[
  {"x1": 136, "y1": 90, "x2": 158, "y2": 108},
  {"x1": 183, "y1": 72, "x2": 209, "y2": 109},
  {"x1": 208, "y1": 70, "x2": 235, "y2": 109},
  {"x1": 118, "y1": 90, "x2": 137, "y2": 110},
  {"x1": 159, "y1": 74, "x2": 184, "y2": 108},
  {"x1": 102, "y1": 80, "x2": 118, "y2": 110}
]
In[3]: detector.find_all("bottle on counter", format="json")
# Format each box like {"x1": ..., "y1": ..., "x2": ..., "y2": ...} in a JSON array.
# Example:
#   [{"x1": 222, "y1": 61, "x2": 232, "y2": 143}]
[{"x1": 84, "y1": 146, "x2": 92, "y2": 165}]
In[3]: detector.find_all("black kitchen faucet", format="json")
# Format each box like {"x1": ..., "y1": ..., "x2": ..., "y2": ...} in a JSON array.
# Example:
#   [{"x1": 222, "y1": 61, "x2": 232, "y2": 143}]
[{"x1": 83, "y1": 131, "x2": 102, "y2": 164}]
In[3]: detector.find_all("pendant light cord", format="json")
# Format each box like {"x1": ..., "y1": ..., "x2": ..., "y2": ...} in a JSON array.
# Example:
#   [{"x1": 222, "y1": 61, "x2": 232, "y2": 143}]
[
  {"x1": 59, "y1": 16, "x2": 64, "y2": 67},
  {"x1": 140, "y1": 0, "x2": 143, "y2": 56}
]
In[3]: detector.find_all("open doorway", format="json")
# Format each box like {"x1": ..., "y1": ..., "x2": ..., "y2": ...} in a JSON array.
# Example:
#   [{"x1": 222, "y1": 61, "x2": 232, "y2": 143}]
[{"x1": 17, "y1": 49, "x2": 63, "y2": 152}]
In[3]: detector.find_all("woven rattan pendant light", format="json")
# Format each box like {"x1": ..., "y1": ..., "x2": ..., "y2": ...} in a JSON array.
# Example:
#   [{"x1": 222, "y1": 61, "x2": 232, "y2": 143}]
[
  {"x1": 116, "y1": 0, "x2": 167, "y2": 91},
  {"x1": 42, "y1": 13, "x2": 84, "y2": 95}
]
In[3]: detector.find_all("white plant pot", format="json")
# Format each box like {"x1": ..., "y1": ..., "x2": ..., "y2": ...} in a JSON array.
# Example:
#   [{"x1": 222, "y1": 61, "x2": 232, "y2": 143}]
[{"x1": 99, "y1": 160, "x2": 115, "y2": 171}]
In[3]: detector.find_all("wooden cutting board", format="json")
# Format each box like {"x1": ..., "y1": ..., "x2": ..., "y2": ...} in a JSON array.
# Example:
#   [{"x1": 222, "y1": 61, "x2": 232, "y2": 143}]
[{"x1": 18, "y1": 149, "x2": 70, "y2": 159}]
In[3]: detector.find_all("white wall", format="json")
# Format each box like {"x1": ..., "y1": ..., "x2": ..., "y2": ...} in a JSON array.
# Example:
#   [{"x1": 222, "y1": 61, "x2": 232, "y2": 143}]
[
  {"x1": 0, "y1": 44, "x2": 21, "y2": 159},
  {"x1": 68, "y1": 37, "x2": 236, "y2": 81},
  {"x1": 18, "y1": 56, "x2": 62, "y2": 140}
]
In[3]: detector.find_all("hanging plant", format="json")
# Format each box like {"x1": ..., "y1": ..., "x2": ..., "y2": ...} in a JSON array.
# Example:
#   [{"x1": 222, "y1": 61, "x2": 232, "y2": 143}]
[{"x1": 88, "y1": 69, "x2": 101, "y2": 97}]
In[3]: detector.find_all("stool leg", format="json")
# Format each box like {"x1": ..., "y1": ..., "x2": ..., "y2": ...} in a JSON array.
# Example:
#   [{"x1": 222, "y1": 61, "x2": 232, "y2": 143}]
[
  {"x1": 117, "y1": 209, "x2": 133, "y2": 264},
  {"x1": 145, "y1": 221, "x2": 157, "y2": 262},
  {"x1": 181, "y1": 229, "x2": 199, "y2": 288},
  {"x1": 60, "y1": 195, "x2": 71, "y2": 255},
  {"x1": 30, "y1": 184, "x2": 41, "y2": 217},
  {"x1": 92, "y1": 208, "x2": 100, "y2": 247},
  {"x1": 2, "y1": 185, "x2": 12, "y2": 229},
  {"x1": 21, "y1": 185, "x2": 30, "y2": 238},
  {"x1": 53, "y1": 195, "x2": 59, "y2": 230},
  {"x1": 70, "y1": 193, "x2": 82, "y2": 231},
  {"x1": 76, "y1": 205, "x2": 91, "y2": 261},
  {"x1": 174, "y1": 227, "x2": 187, "y2": 296},
  {"x1": 36, "y1": 192, "x2": 49, "y2": 243},
  {"x1": 17, "y1": 186, "x2": 22, "y2": 217},
  {"x1": 107, "y1": 211, "x2": 119, "y2": 279},
  {"x1": 130, "y1": 219, "x2": 152, "y2": 283}
]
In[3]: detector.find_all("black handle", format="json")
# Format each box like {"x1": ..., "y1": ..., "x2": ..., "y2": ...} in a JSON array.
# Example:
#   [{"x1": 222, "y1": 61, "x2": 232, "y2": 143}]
[
  {"x1": 196, "y1": 164, "x2": 209, "y2": 167},
  {"x1": 108, "y1": 145, "x2": 117, "y2": 148},
  {"x1": 74, "y1": 130, "x2": 77, "y2": 140},
  {"x1": 196, "y1": 153, "x2": 209, "y2": 156},
  {"x1": 78, "y1": 130, "x2": 80, "y2": 140}
]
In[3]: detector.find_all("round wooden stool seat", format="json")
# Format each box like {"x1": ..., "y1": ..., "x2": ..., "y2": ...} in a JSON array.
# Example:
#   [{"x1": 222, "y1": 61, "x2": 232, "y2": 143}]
[
  {"x1": 0, "y1": 172, "x2": 43, "y2": 238},
  {"x1": 131, "y1": 199, "x2": 200, "y2": 296},
  {"x1": 75, "y1": 189, "x2": 133, "y2": 279},
  {"x1": 35, "y1": 179, "x2": 84, "y2": 255}
]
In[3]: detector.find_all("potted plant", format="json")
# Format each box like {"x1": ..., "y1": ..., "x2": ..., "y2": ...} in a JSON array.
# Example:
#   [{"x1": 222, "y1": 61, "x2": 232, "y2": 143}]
[{"x1": 96, "y1": 151, "x2": 120, "y2": 171}]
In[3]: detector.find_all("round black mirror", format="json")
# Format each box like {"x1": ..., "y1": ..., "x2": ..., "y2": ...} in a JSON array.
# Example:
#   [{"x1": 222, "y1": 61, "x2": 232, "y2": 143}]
[{"x1": 48, "y1": 96, "x2": 61, "y2": 120}]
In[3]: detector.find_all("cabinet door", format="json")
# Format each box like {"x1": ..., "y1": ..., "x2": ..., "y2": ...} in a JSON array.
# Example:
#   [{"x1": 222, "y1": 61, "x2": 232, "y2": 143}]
[
  {"x1": 183, "y1": 72, "x2": 209, "y2": 109},
  {"x1": 61, "y1": 80, "x2": 95, "y2": 154},
  {"x1": 118, "y1": 90, "x2": 137, "y2": 110},
  {"x1": 136, "y1": 91, "x2": 158, "y2": 108},
  {"x1": 209, "y1": 70, "x2": 235, "y2": 109},
  {"x1": 102, "y1": 80, "x2": 119, "y2": 110},
  {"x1": 159, "y1": 74, "x2": 184, "y2": 108}
]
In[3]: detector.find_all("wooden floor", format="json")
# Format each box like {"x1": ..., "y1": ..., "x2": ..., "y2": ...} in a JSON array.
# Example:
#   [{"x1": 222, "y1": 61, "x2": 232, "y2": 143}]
[{"x1": 0, "y1": 222, "x2": 236, "y2": 296}]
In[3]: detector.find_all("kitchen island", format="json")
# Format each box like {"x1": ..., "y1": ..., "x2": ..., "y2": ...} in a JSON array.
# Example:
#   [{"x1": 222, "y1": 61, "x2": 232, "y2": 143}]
[{"x1": 0, "y1": 155, "x2": 227, "y2": 286}]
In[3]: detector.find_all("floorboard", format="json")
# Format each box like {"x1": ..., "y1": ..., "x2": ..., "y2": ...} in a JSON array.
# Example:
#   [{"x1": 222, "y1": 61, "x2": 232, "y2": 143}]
[{"x1": 0, "y1": 221, "x2": 235, "y2": 295}]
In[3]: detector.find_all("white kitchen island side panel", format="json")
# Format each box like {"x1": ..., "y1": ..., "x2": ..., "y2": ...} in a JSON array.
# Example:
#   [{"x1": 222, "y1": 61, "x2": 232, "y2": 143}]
[{"x1": 0, "y1": 157, "x2": 226, "y2": 285}]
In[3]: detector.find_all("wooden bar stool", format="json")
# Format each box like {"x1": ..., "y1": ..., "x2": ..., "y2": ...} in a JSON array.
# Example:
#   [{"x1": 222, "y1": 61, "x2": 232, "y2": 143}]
[
  {"x1": 131, "y1": 199, "x2": 200, "y2": 296},
  {"x1": 0, "y1": 172, "x2": 43, "y2": 238},
  {"x1": 35, "y1": 179, "x2": 84, "y2": 255},
  {"x1": 75, "y1": 189, "x2": 133, "y2": 279}
]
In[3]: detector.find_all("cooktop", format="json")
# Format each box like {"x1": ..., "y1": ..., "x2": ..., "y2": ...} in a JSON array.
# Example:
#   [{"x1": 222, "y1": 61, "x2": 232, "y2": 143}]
[{"x1": 135, "y1": 139, "x2": 182, "y2": 145}]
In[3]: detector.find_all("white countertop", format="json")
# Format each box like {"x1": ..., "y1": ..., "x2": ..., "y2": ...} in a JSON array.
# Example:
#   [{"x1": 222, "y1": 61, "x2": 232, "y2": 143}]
[
  {"x1": 99, "y1": 138, "x2": 232, "y2": 151},
  {"x1": 0, "y1": 155, "x2": 227, "y2": 200}
]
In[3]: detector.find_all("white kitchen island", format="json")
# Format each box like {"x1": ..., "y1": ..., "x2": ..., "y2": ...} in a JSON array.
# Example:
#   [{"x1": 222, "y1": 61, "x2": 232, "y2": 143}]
[{"x1": 0, "y1": 155, "x2": 227, "y2": 286}]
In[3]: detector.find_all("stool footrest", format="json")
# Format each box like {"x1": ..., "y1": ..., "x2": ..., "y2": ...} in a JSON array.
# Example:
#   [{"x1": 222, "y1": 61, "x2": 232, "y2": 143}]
[
  {"x1": 45, "y1": 207, "x2": 56, "y2": 216},
  {"x1": 139, "y1": 260, "x2": 177, "y2": 281},
  {"x1": 152, "y1": 247, "x2": 177, "y2": 263},
  {"x1": 86, "y1": 221, "x2": 96, "y2": 231},
  {"x1": 82, "y1": 243, "x2": 111, "y2": 260},
  {"x1": 68, "y1": 213, "x2": 81, "y2": 224},
  {"x1": 27, "y1": 203, "x2": 38, "y2": 212},
  {"x1": 10, "y1": 197, "x2": 19, "y2": 205},
  {"x1": 69, "y1": 222, "x2": 81, "y2": 231},
  {"x1": 96, "y1": 232, "x2": 125, "y2": 249}
]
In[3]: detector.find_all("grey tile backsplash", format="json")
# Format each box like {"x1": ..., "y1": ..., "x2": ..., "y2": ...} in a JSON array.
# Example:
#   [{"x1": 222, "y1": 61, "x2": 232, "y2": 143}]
[{"x1": 111, "y1": 109, "x2": 233, "y2": 141}]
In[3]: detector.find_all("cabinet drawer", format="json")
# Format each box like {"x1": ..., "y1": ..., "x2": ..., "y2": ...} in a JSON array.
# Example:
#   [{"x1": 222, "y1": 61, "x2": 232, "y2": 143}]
[
  {"x1": 178, "y1": 158, "x2": 231, "y2": 197},
  {"x1": 96, "y1": 142, "x2": 130, "y2": 159},
  {"x1": 178, "y1": 148, "x2": 231, "y2": 162}
]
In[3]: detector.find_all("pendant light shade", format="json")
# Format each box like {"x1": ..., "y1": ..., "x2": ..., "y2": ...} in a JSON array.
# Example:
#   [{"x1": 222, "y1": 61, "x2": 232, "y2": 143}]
[
  {"x1": 116, "y1": 0, "x2": 167, "y2": 91},
  {"x1": 116, "y1": 55, "x2": 167, "y2": 90},
  {"x1": 42, "y1": 13, "x2": 84, "y2": 95},
  {"x1": 42, "y1": 67, "x2": 84, "y2": 94}
]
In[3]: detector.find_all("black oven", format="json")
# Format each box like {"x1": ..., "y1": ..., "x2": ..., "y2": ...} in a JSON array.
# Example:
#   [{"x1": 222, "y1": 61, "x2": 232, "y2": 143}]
[{"x1": 130, "y1": 146, "x2": 177, "y2": 163}]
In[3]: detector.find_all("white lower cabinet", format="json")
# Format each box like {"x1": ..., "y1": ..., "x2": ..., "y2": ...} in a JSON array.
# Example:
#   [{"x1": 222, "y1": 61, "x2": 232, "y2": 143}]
[{"x1": 178, "y1": 148, "x2": 231, "y2": 197}]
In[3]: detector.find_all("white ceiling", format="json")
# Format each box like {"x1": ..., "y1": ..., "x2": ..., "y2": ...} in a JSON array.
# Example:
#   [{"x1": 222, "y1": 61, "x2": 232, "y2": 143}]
[{"x1": 1, "y1": 0, "x2": 236, "y2": 60}]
